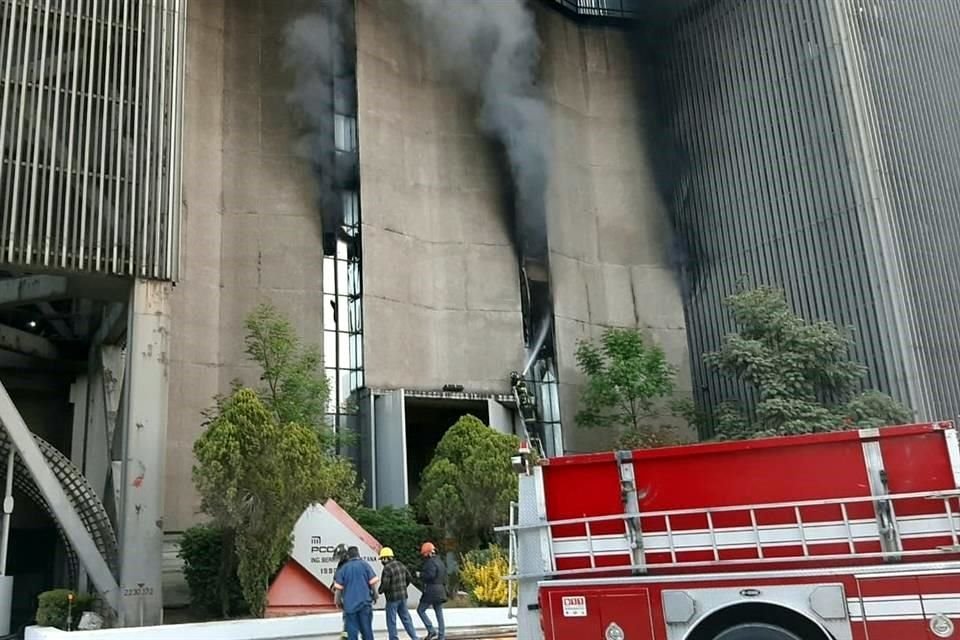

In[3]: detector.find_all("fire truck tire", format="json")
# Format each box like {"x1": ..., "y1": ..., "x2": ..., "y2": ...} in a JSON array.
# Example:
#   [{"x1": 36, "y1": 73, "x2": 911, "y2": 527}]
[{"x1": 712, "y1": 623, "x2": 804, "y2": 640}]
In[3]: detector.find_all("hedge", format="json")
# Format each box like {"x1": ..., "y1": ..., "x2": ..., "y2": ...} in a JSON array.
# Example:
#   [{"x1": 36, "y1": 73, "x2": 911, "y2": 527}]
[
  {"x1": 178, "y1": 525, "x2": 248, "y2": 617},
  {"x1": 350, "y1": 506, "x2": 429, "y2": 587},
  {"x1": 35, "y1": 589, "x2": 94, "y2": 630}
]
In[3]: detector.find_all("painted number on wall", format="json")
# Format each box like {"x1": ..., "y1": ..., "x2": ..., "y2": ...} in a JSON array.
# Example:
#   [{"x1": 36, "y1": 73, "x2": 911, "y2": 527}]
[{"x1": 562, "y1": 596, "x2": 587, "y2": 618}]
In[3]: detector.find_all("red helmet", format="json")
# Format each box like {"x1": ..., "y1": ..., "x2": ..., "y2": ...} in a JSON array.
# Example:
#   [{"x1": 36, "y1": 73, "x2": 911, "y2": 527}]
[{"x1": 420, "y1": 541, "x2": 436, "y2": 556}]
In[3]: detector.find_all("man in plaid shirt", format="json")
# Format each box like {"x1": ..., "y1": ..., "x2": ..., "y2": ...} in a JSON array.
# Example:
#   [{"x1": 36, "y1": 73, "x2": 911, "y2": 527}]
[{"x1": 378, "y1": 547, "x2": 419, "y2": 640}]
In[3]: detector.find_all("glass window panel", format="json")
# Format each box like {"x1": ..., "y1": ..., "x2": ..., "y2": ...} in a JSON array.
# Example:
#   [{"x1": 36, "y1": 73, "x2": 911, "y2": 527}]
[
  {"x1": 348, "y1": 298, "x2": 363, "y2": 332},
  {"x1": 336, "y1": 296, "x2": 350, "y2": 328},
  {"x1": 337, "y1": 259, "x2": 349, "y2": 292},
  {"x1": 338, "y1": 332, "x2": 350, "y2": 366},
  {"x1": 324, "y1": 331, "x2": 338, "y2": 362},
  {"x1": 323, "y1": 295, "x2": 338, "y2": 328},
  {"x1": 336, "y1": 238, "x2": 349, "y2": 260},
  {"x1": 342, "y1": 191, "x2": 358, "y2": 227},
  {"x1": 325, "y1": 370, "x2": 338, "y2": 412},
  {"x1": 338, "y1": 369, "x2": 351, "y2": 404},
  {"x1": 323, "y1": 257, "x2": 336, "y2": 292},
  {"x1": 347, "y1": 261, "x2": 361, "y2": 296},
  {"x1": 334, "y1": 114, "x2": 354, "y2": 152},
  {"x1": 349, "y1": 333, "x2": 362, "y2": 367}
]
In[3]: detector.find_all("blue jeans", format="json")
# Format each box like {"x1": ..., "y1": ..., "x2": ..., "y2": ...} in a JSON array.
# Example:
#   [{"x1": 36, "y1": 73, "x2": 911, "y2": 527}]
[
  {"x1": 386, "y1": 599, "x2": 419, "y2": 640},
  {"x1": 344, "y1": 604, "x2": 375, "y2": 640},
  {"x1": 417, "y1": 600, "x2": 445, "y2": 639}
]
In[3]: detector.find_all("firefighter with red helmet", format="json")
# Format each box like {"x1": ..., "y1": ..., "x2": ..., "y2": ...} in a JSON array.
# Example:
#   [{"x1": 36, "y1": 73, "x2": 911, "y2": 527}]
[{"x1": 416, "y1": 541, "x2": 447, "y2": 640}]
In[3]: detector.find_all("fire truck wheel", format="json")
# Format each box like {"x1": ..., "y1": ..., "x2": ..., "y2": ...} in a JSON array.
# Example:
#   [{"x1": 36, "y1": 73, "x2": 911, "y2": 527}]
[{"x1": 712, "y1": 623, "x2": 803, "y2": 640}]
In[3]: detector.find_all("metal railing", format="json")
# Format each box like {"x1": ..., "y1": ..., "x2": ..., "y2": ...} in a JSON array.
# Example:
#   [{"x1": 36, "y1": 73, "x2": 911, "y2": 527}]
[
  {"x1": 500, "y1": 489, "x2": 960, "y2": 580},
  {"x1": 547, "y1": 0, "x2": 643, "y2": 20},
  {"x1": 0, "y1": 0, "x2": 187, "y2": 280}
]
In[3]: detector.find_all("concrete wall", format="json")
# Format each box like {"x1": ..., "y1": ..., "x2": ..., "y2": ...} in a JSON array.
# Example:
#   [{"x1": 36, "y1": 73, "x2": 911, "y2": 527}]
[
  {"x1": 167, "y1": 0, "x2": 327, "y2": 532},
  {"x1": 355, "y1": 1, "x2": 689, "y2": 447},
  {"x1": 167, "y1": 0, "x2": 692, "y2": 532},
  {"x1": 538, "y1": 11, "x2": 691, "y2": 453},
  {"x1": 356, "y1": 0, "x2": 526, "y2": 394}
]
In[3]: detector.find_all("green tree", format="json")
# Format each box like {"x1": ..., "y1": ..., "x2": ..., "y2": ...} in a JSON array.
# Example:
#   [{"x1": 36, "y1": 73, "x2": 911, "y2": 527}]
[
  {"x1": 191, "y1": 304, "x2": 362, "y2": 617},
  {"x1": 194, "y1": 389, "x2": 330, "y2": 615},
  {"x1": 244, "y1": 303, "x2": 330, "y2": 438},
  {"x1": 416, "y1": 415, "x2": 519, "y2": 551},
  {"x1": 575, "y1": 327, "x2": 680, "y2": 448},
  {"x1": 704, "y1": 287, "x2": 912, "y2": 439},
  {"x1": 238, "y1": 303, "x2": 360, "y2": 502}
]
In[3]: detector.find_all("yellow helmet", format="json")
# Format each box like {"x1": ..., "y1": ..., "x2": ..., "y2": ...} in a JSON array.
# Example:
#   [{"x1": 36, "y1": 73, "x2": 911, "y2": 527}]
[{"x1": 379, "y1": 547, "x2": 394, "y2": 559}]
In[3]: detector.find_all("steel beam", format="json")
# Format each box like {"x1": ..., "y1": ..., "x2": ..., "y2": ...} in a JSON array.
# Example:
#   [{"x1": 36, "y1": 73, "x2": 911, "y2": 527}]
[
  {"x1": 0, "y1": 381, "x2": 119, "y2": 614},
  {"x1": 0, "y1": 276, "x2": 69, "y2": 308},
  {"x1": 0, "y1": 323, "x2": 59, "y2": 359},
  {"x1": 118, "y1": 280, "x2": 170, "y2": 626},
  {"x1": 93, "y1": 303, "x2": 127, "y2": 346}
]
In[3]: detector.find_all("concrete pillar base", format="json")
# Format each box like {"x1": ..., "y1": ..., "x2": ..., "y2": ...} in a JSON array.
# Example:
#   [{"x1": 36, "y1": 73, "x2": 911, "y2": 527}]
[{"x1": 0, "y1": 575, "x2": 13, "y2": 635}]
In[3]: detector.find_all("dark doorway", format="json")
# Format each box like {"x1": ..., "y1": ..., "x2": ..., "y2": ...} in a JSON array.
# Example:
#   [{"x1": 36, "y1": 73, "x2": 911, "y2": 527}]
[{"x1": 404, "y1": 398, "x2": 489, "y2": 503}]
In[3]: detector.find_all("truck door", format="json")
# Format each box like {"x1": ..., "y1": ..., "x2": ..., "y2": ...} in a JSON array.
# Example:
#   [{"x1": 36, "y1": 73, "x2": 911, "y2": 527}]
[
  {"x1": 543, "y1": 589, "x2": 655, "y2": 640},
  {"x1": 918, "y1": 575, "x2": 960, "y2": 639},
  {"x1": 599, "y1": 591, "x2": 655, "y2": 640},
  {"x1": 857, "y1": 576, "x2": 927, "y2": 639}
]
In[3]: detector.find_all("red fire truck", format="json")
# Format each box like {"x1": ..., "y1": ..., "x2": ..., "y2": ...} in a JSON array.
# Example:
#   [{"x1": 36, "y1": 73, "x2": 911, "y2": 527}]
[{"x1": 499, "y1": 422, "x2": 960, "y2": 640}]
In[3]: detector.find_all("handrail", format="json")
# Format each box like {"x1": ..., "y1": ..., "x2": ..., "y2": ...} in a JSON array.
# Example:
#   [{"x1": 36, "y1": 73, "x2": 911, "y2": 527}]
[
  {"x1": 496, "y1": 489, "x2": 960, "y2": 533},
  {"x1": 499, "y1": 487, "x2": 960, "y2": 582},
  {"x1": 505, "y1": 547, "x2": 960, "y2": 581}
]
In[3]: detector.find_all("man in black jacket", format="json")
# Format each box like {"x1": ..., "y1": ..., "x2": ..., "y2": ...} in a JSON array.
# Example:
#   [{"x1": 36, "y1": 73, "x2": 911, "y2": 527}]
[
  {"x1": 378, "y1": 547, "x2": 419, "y2": 640},
  {"x1": 416, "y1": 542, "x2": 446, "y2": 640}
]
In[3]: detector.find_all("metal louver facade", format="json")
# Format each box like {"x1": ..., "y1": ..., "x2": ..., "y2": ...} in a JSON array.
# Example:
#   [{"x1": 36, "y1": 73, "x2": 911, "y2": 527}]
[
  {"x1": 660, "y1": 0, "x2": 960, "y2": 425},
  {"x1": 0, "y1": 0, "x2": 186, "y2": 281}
]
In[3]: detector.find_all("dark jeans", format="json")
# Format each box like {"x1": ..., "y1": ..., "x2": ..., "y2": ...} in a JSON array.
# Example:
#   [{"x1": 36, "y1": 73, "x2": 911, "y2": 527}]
[
  {"x1": 386, "y1": 599, "x2": 419, "y2": 640},
  {"x1": 344, "y1": 604, "x2": 375, "y2": 640},
  {"x1": 417, "y1": 600, "x2": 445, "y2": 639}
]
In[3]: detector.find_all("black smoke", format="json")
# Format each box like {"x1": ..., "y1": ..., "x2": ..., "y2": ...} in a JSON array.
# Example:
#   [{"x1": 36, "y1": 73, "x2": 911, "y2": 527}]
[
  {"x1": 400, "y1": 0, "x2": 552, "y2": 261},
  {"x1": 284, "y1": 0, "x2": 357, "y2": 256}
]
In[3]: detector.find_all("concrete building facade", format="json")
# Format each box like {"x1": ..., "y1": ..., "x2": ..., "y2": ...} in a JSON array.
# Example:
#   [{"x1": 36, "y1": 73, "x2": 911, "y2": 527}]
[
  {"x1": 11, "y1": 0, "x2": 960, "y2": 630},
  {"x1": 0, "y1": 0, "x2": 688, "y2": 626}
]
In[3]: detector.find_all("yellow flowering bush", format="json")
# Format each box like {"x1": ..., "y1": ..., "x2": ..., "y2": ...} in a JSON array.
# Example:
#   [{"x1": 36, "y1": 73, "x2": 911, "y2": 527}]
[{"x1": 459, "y1": 545, "x2": 510, "y2": 606}]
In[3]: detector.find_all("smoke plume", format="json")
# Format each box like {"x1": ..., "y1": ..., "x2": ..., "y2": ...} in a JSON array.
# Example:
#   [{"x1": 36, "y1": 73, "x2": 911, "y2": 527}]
[
  {"x1": 400, "y1": 0, "x2": 552, "y2": 260},
  {"x1": 283, "y1": 0, "x2": 354, "y2": 255}
]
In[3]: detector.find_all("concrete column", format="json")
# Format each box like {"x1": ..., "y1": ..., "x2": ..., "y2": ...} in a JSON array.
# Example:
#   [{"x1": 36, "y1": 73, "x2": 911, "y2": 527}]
[
  {"x1": 69, "y1": 377, "x2": 88, "y2": 470},
  {"x1": 487, "y1": 399, "x2": 515, "y2": 436},
  {"x1": 373, "y1": 389, "x2": 407, "y2": 508},
  {"x1": 118, "y1": 280, "x2": 171, "y2": 626},
  {"x1": 0, "y1": 575, "x2": 11, "y2": 635}
]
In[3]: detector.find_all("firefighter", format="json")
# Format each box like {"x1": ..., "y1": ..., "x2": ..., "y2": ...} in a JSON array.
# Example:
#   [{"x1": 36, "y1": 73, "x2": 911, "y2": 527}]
[
  {"x1": 333, "y1": 546, "x2": 379, "y2": 640},
  {"x1": 416, "y1": 542, "x2": 447, "y2": 640},
  {"x1": 378, "y1": 547, "x2": 419, "y2": 640},
  {"x1": 511, "y1": 371, "x2": 537, "y2": 424}
]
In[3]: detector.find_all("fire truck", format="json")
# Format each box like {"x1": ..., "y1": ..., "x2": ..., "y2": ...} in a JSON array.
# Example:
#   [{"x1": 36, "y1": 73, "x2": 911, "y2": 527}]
[{"x1": 498, "y1": 421, "x2": 960, "y2": 640}]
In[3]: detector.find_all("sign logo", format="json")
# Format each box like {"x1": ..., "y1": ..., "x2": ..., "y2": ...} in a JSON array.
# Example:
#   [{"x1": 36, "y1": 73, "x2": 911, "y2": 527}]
[
  {"x1": 309, "y1": 535, "x2": 339, "y2": 556},
  {"x1": 561, "y1": 595, "x2": 587, "y2": 618},
  {"x1": 605, "y1": 622, "x2": 625, "y2": 640}
]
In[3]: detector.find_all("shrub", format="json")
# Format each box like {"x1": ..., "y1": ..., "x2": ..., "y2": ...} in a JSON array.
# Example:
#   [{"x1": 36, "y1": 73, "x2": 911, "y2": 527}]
[
  {"x1": 417, "y1": 415, "x2": 519, "y2": 550},
  {"x1": 35, "y1": 589, "x2": 94, "y2": 630},
  {"x1": 351, "y1": 506, "x2": 429, "y2": 586},
  {"x1": 178, "y1": 525, "x2": 248, "y2": 617},
  {"x1": 459, "y1": 545, "x2": 509, "y2": 607}
]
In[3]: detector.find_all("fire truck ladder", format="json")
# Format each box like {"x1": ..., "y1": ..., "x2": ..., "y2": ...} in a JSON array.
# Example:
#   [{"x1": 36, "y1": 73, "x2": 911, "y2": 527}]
[{"x1": 502, "y1": 489, "x2": 960, "y2": 581}]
